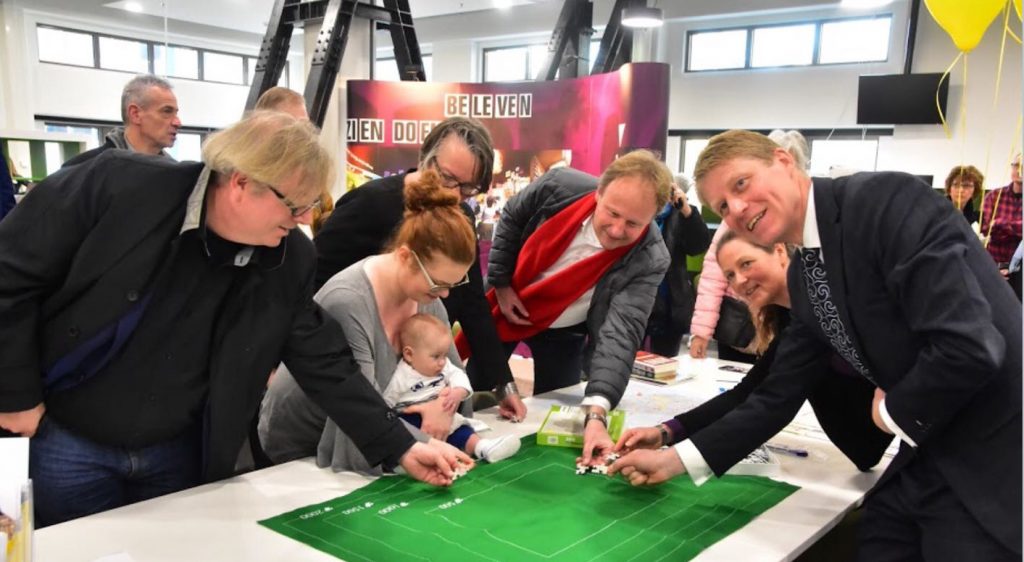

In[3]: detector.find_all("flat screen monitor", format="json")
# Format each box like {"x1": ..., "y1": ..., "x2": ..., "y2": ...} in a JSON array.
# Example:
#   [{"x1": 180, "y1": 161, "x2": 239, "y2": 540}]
[{"x1": 857, "y1": 73, "x2": 948, "y2": 125}]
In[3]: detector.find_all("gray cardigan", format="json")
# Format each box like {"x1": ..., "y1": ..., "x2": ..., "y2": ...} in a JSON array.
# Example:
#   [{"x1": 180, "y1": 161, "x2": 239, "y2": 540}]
[
  {"x1": 258, "y1": 258, "x2": 466, "y2": 473},
  {"x1": 488, "y1": 167, "x2": 670, "y2": 407}
]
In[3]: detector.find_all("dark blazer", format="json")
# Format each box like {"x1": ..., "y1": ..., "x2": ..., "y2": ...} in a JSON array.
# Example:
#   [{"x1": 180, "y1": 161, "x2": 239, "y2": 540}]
[
  {"x1": 690, "y1": 172, "x2": 1021, "y2": 553},
  {"x1": 676, "y1": 310, "x2": 892, "y2": 472},
  {"x1": 0, "y1": 151, "x2": 414, "y2": 481},
  {"x1": 313, "y1": 172, "x2": 515, "y2": 391}
]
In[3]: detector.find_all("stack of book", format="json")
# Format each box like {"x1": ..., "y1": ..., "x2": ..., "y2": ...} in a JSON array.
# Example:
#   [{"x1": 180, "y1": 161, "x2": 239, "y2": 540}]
[{"x1": 631, "y1": 351, "x2": 679, "y2": 384}]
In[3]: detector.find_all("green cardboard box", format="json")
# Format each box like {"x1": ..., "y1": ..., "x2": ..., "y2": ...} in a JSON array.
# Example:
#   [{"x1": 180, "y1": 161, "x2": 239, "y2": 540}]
[{"x1": 536, "y1": 405, "x2": 625, "y2": 448}]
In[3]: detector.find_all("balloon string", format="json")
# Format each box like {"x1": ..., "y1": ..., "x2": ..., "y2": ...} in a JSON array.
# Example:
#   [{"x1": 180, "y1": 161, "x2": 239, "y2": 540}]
[
  {"x1": 936, "y1": 52, "x2": 961, "y2": 139},
  {"x1": 960, "y1": 54, "x2": 968, "y2": 162}
]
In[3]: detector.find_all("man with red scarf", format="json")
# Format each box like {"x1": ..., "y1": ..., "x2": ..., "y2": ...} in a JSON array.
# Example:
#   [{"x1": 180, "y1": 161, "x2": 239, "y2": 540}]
[{"x1": 460, "y1": 150, "x2": 671, "y2": 465}]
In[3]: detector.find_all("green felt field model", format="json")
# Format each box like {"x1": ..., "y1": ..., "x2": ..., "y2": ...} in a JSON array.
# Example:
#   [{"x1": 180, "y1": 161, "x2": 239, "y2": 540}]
[{"x1": 260, "y1": 436, "x2": 798, "y2": 561}]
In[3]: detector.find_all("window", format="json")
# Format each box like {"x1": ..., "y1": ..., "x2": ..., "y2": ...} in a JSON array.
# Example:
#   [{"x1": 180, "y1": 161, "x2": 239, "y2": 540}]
[
  {"x1": 202, "y1": 51, "x2": 244, "y2": 84},
  {"x1": 373, "y1": 55, "x2": 433, "y2": 81},
  {"x1": 751, "y1": 24, "x2": 815, "y2": 68},
  {"x1": 99, "y1": 36, "x2": 149, "y2": 73},
  {"x1": 36, "y1": 25, "x2": 272, "y2": 87},
  {"x1": 155, "y1": 44, "x2": 199, "y2": 79},
  {"x1": 688, "y1": 29, "x2": 746, "y2": 71},
  {"x1": 483, "y1": 40, "x2": 601, "y2": 82},
  {"x1": 809, "y1": 139, "x2": 879, "y2": 177},
  {"x1": 484, "y1": 46, "x2": 530, "y2": 82},
  {"x1": 165, "y1": 132, "x2": 203, "y2": 162},
  {"x1": 681, "y1": 138, "x2": 710, "y2": 179},
  {"x1": 44, "y1": 123, "x2": 101, "y2": 148},
  {"x1": 819, "y1": 18, "x2": 890, "y2": 64},
  {"x1": 687, "y1": 15, "x2": 892, "y2": 72},
  {"x1": 37, "y1": 26, "x2": 95, "y2": 67}
]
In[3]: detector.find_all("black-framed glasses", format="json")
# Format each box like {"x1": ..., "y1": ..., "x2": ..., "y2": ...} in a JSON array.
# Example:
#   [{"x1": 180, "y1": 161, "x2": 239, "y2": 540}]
[
  {"x1": 264, "y1": 183, "x2": 321, "y2": 217},
  {"x1": 410, "y1": 250, "x2": 469, "y2": 294},
  {"x1": 429, "y1": 158, "x2": 481, "y2": 196}
]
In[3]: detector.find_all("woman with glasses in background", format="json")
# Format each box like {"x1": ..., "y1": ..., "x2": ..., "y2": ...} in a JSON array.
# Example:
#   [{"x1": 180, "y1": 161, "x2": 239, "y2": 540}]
[
  {"x1": 258, "y1": 170, "x2": 480, "y2": 474},
  {"x1": 944, "y1": 164, "x2": 983, "y2": 226}
]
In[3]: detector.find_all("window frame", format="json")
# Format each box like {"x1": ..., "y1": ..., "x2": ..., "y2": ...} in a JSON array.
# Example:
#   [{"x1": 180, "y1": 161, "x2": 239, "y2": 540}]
[
  {"x1": 684, "y1": 14, "x2": 892, "y2": 73},
  {"x1": 35, "y1": 23, "x2": 287, "y2": 87},
  {"x1": 480, "y1": 39, "x2": 603, "y2": 83}
]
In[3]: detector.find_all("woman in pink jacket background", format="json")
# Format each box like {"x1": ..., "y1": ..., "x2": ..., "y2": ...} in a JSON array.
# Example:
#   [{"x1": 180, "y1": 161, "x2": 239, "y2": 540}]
[{"x1": 688, "y1": 129, "x2": 810, "y2": 361}]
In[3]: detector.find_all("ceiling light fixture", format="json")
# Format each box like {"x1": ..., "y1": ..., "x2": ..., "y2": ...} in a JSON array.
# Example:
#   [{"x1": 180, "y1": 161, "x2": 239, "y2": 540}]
[
  {"x1": 621, "y1": 6, "x2": 663, "y2": 29},
  {"x1": 124, "y1": 1, "x2": 144, "y2": 13}
]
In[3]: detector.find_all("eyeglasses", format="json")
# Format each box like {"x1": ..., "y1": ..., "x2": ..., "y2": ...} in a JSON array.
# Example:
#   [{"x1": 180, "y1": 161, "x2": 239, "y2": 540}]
[
  {"x1": 410, "y1": 250, "x2": 469, "y2": 294},
  {"x1": 430, "y1": 158, "x2": 481, "y2": 196},
  {"x1": 264, "y1": 183, "x2": 322, "y2": 217}
]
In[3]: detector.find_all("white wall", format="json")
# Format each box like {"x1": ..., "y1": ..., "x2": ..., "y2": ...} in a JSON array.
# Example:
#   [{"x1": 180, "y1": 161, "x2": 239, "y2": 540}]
[
  {"x1": 1, "y1": 0, "x2": 1018, "y2": 189},
  {"x1": 0, "y1": 0, "x2": 304, "y2": 130}
]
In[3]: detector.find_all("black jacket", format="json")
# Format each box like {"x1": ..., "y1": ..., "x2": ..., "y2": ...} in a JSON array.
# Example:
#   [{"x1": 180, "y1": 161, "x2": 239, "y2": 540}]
[
  {"x1": 649, "y1": 204, "x2": 711, "y2": 336},
  {"x1": 675, "y1": 310, "x2": 892, "y2": 472},
  {"x1": 0, "y1": 151, "x2": 414, "y2": 481},
  {"x1": 313, "y1": 172, "x2": 515, "y2": 390},
  {"x1": 690, "y1": 173, "x2": 1021, "y2": 554}
]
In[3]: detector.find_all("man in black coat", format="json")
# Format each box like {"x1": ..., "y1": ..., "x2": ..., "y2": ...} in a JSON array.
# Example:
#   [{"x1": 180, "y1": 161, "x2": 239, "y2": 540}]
[
  {"x1": 645, "y1": 176, "x2": 711, "y2": 356},
  {"x1": 612, "y1": 130, "x2": 1021, "y2": 560},
  {"x1": 314, "y1": 117, "x2": 526, "y2": 421},
  {"x1": 0, "y1": 111, "x2": 465, "y2": 527}
]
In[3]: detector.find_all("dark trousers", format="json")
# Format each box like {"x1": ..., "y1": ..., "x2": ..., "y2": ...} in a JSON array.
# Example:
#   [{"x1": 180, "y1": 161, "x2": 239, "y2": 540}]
[
  {"x1": 857, "y1": 453, "x2": 1018, "y2": 561},
  {"x1": 30, "y1": 416, "x2": 201, "y2": 527},
  {"x1": 400, "y1": 413, "x2": 475, "y2": 451},
  {"x1": 470, "y1": 324, "x2": 586, "y2": 396}
]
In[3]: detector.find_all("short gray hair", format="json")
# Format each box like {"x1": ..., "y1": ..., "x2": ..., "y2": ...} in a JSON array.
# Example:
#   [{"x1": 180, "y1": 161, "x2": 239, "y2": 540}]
[
  {"x1": 673, "y1": 173, "x2": 693, "y2": 191},
  {"x1": 767, "y1": 129, "x2": 810, "y2": 171},
  {"x1": 121, "y1": 74, "x2": 174, "y2": 123}
]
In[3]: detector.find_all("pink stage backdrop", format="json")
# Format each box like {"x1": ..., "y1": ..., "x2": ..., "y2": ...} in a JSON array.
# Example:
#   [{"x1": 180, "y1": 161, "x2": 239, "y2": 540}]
[{"x1": 345, "y1": 62, "x2": 670, "y2": 193}]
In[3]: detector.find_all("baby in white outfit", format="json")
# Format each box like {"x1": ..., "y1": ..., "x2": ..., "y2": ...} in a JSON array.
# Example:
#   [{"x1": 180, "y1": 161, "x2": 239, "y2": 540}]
[{"x1": 383, "y1": 313, "x2": 520, "y2": 463}]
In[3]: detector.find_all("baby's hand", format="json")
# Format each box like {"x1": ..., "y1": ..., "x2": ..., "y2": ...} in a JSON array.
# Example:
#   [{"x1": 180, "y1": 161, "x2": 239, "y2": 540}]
[{"x1": 442, "y1": 388, "x2": 469, "y2": 413}]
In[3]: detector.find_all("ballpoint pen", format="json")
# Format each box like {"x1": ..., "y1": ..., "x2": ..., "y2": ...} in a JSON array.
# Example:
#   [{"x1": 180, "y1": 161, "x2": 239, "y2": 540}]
[{"x1": 765, "y1": 443, "x2": 809, "y2": 457}]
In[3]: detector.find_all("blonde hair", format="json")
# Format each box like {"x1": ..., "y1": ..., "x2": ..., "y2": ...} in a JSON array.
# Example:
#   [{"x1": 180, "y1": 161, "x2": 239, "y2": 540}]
[
  {"x1": 390, "y1": 169, "x2": 476, "y2": 265},
  {"x1": 399, "y1": 313, "x2": 449, "y2": 350},
  {"x1": 254, "y1": 87, "x2": 305, "y2": 112},
  {"x1": 202, "y1": 110, "x2": 334, "y2": 203},
  {"x1": 599, "y1": 149, "x2": 673, "y2": 209},
  {"x1": 694, "y1": 130, "x2": 779, "y2": 187}
]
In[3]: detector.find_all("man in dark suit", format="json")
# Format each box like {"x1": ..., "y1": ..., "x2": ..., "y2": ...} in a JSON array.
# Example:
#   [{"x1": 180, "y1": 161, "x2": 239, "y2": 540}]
[
  {"x1": 0, "y1": 111, "x2": 465, "y2": 527},
  {"x1": 611, "y1": 130, "x2": 1021, "y2": 560},
  {"x1": 314, "y1": 117, "x2": 527, "y2": 421}
]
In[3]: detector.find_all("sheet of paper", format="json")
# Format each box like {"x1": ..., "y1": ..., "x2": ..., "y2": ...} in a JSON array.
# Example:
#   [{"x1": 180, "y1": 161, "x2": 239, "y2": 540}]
[{"x1": 0, "y1": 438, "x2": 29, "y2": 519}]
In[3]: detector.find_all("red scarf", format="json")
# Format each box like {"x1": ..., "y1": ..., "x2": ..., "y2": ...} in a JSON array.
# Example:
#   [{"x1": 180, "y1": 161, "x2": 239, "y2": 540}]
[{"x1": 456, "y1": 193, "x2": 646, "y2": 359}]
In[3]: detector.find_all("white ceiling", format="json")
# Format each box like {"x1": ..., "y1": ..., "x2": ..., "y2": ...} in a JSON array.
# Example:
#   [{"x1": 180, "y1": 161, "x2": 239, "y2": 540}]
[{"x1": 95, "y1": 0, "x2": 550, "y2": 35}]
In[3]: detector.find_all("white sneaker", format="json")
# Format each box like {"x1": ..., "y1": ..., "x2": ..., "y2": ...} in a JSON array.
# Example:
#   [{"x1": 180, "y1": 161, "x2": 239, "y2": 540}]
[{"x1": 475, "y1": 435, "x2": 521, "y2": 463}]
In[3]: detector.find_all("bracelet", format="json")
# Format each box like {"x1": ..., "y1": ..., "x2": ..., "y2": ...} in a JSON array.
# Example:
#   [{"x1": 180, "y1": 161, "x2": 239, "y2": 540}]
[
  {"x1": 584, "y1": 412, "x2": 608, "y2": 428},
  {"x1": 494, "y1": 381, "x2": 520, "y2": 400},
  {"x1": 658, "y1": 424, "x2": 671, "y2": 447}
]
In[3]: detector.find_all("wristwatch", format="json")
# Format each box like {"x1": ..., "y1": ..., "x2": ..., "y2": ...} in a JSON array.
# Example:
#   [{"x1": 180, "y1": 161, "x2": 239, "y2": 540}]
[
  {"x1": 494, "y1": 381, "x2": 520, "y2": 401},
  {"x1": 658, "y1": 424, "x2": 671, "y2": 447},
  {"x1": 584, "y1": 412, "x2": 608, "y2": 427}
]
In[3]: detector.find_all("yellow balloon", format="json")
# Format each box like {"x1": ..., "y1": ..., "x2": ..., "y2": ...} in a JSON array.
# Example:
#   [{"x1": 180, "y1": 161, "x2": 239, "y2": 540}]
[
  {"x1": 1015, "y1": 0, "x2": 1022, "y2": 20},
  {"x1": 924, "y1": 0, "x2": 1005, "y2": 52}
]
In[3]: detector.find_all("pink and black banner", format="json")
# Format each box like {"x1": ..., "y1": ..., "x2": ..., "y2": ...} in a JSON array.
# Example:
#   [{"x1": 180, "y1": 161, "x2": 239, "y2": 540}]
[{"x1": 345, "y1": 62, "x2": 670, "y2": 192}]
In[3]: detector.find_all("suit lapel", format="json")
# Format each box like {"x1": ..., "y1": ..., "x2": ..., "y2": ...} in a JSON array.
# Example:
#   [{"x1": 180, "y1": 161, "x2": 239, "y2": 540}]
[{"x1": 812, "y1": 178, "x2": 874, "y2": 376}]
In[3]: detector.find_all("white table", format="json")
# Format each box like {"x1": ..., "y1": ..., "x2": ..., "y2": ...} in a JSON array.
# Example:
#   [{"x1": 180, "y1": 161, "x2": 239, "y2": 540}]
[{"x1": 35, "y1": 356, "x2": 888, "y2": 562}]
